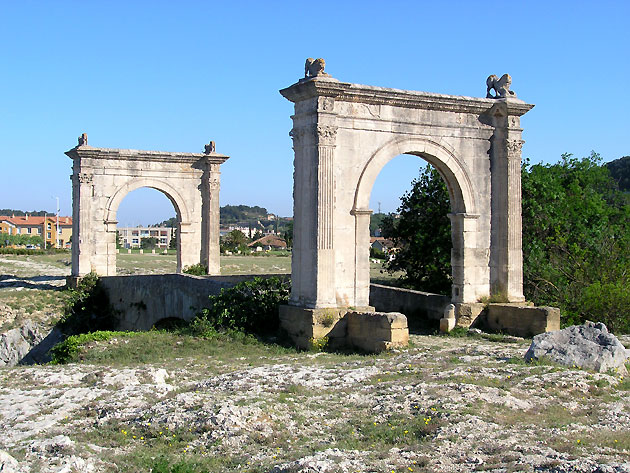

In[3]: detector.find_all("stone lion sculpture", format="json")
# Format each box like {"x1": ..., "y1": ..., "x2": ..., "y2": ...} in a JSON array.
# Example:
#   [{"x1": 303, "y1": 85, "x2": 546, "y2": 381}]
[
  {"x1": 486, "y1": 73, "x2": 516, "y2": 98},
  {"x1": 304, "y1": 58, "x2": 328, "y2": 78}
]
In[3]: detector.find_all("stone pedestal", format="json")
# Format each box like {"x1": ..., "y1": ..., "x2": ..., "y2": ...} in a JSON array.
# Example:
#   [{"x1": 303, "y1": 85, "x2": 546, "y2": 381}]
[
  {"x1": 440, "y1": 303, "x2": 457, "y2": 333},
  {"x1": 279, "y1": 305, "x2": 408, "y2": 353},
  {"x1": 346, "y1": 311, "x2": 409, "y2": 352}
]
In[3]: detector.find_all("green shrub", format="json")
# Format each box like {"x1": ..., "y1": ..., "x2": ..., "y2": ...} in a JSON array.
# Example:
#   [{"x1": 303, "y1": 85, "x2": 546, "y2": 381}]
[
  {"x1": 50, "y1": 331, "x2": 137, "y2": 364},
  {"x1": 58, "y1": 272, "x2": 117, "y2": 335},
  {"x1": 193, "y1": 276, "x2": 290, "y2": 335},
  {"x1": 369, "y1": 247, "x2": 386, "y2": 260},
  {"x1": 573, "y1": 281, "x2": 630, "y2": 334},
  {"x1": 183, "y1": 263, "x2": 208, "y2": 276}
]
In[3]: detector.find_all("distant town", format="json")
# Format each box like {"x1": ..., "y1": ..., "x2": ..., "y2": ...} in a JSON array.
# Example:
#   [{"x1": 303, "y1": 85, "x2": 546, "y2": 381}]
[{"x1": 0, "y1": 204, "x2": 395, "y2": 255}]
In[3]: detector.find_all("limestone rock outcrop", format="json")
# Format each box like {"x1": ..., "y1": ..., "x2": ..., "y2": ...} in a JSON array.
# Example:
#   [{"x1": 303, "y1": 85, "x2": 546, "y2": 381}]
[{"x1": 524, "y1": 321, "x2": 629, "y2": 374}]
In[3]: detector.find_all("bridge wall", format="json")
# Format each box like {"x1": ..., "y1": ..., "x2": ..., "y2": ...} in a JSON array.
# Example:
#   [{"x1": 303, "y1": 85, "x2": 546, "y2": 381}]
[{"x1": 99, "y1": 275, "x2": 445, "y2": 331}]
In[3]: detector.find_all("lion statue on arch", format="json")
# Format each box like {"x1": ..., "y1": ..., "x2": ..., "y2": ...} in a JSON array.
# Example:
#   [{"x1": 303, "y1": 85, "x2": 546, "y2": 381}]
[{"x1": 486, "y1": 73, "x2": 516, "y2": 99}]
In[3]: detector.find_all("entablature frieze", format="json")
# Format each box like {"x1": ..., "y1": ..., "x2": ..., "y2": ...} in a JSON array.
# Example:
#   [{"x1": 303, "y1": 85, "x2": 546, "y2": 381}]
[{"x1": 281, "y1": 79, "x2": 534, "y2": 117}]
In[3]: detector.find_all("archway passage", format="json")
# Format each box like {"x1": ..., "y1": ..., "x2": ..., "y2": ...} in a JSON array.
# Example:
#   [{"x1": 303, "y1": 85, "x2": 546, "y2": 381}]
[
  {"x1": 369, "y1": 158, "x2": 453, "y2": 296},
  {"x1": 115, "y1": 187, "x2": 179, "y2": 275},
  {"x1": 66, "y1": 136, "x2": 229, "y2": 277},
  {"x1": 280, "y1": 67, "x2": 534, "y2": 310}
]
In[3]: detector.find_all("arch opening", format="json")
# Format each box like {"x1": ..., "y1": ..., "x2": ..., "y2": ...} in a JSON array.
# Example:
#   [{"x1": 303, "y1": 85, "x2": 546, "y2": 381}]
[
  {"x1": 352, "y1": 137, "x2": 481, "y2": 305},
  {"x1": 107, "y1": 181, "x2": 186, "y2": 276},
  {"x1": 367, "y1": 155, "x2": 453, "y2": 297}
]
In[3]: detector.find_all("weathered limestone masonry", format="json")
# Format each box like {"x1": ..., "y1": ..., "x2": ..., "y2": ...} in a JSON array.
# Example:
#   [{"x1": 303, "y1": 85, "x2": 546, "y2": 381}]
[
  {"x1": 279, "y1": 60, "x2": 535, "y2": 349},
  {"x1": 66, "y1": 135, "x2": 228, "y2": 278}
]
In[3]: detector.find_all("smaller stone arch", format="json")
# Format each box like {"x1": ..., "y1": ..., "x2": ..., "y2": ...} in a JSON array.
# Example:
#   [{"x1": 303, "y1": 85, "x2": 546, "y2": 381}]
[
  {"x1": 353, "y1": 137, "x2": 477, "y2": 216},
  {"x1": 66, "y1": 137, "x2": 229, "y2": 278}
]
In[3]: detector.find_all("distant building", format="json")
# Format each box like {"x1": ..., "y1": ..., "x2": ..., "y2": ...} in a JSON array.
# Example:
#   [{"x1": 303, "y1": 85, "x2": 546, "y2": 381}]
[
  {"x1": 118, "y1": 226, "x2": 174, "y2": 249},
  {"x1": 247, "y1": 234, "x2": 287, "y2": 251},
  {"x1": 370, "y1": 237, "x2": 396, "y2": 253},
  {"x1": 0, "y1": 214, "x2": 72, "y2": 248}
]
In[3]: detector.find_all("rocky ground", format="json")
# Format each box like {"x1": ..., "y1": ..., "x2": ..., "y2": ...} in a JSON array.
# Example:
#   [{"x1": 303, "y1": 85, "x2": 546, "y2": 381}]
[
  {"x1": 0, "y1": 332, "x2": 629, "y2": 473},
  {"x1": 1, "y1": 255, "x2": 629, "y2": 472}
]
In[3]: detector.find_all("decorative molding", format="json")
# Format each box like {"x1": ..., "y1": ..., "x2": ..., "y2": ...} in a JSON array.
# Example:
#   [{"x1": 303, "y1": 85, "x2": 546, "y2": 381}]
[
  {"x1": 316, "y1": 125, "x2": 337, "y2": 146},
  {"x1": 318, "y1": 97, "x2": 335, "y2": 112},
  {"x1": 281, "y1": 79, "x2": 534, "y2": 116},
  {"x1": 77, "y1": 173, "x2": 93, "y2": 184},
  {"x1": 506, "y1": 139, "x2": 524, "y2": 155}
]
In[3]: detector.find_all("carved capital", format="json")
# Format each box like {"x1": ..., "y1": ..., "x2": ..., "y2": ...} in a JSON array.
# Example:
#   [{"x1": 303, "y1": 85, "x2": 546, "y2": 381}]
[
  {"x1": 208, "y1": 172, "x2": 220, "y2": 189},
  {"x1": 506, "y1": 139, "x2": 524, "y2": 156},
  {"x1": 316, "y1": 125, "x2": 337, "y2": 146},
  {"x1": 74, "y1": 172, "x2": 93, "y2": 185}
]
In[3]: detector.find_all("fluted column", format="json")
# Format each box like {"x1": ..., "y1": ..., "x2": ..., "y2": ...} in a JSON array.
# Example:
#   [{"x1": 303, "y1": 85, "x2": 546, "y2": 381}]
[
  {"x1": 489, "y1": 102, "x2": 526, "y2": 302},
  {"x1": 70, "y1": 170, "x2": 94, "y2": 276}
]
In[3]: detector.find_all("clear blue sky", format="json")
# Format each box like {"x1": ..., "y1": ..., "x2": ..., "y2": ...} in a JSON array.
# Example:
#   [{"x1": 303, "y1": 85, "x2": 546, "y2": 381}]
[{"x1": 1, "y1": 0, "x2": 628, "y2": 225}]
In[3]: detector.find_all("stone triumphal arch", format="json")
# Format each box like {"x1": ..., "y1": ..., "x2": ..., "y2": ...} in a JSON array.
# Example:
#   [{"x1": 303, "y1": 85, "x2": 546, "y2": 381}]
[
  {"x1": 280, "y1": 63, "x2": 534, "y2": 322},
  {"x1": 66, "y1": 135, "x2": 229, "y2": 277}
]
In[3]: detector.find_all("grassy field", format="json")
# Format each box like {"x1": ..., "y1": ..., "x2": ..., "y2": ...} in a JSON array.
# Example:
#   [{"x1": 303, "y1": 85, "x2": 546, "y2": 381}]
[
  {"x1": 116, "y1": 251, "x2": 400, "y2": 283},
  {"x1": 1, "y1": 250, "x2": 400, "y2": 282}
]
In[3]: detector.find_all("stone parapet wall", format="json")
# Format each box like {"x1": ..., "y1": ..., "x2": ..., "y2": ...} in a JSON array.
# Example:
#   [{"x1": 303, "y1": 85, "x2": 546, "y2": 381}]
[
  {"x1": 369, "y1": 283, "x2": 450, "y2": 321},
  {"x1": 99, "y1": 274, "x2": 287, "y2": 331}
]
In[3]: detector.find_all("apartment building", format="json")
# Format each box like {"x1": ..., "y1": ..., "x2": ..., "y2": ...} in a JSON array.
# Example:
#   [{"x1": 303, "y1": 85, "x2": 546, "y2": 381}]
[
  {"x1": 118, "y1": 226, "x2": 174, "y2": 249},
  {"x1": 0, "y1": 215, "x2": 72, "y2": 248}
]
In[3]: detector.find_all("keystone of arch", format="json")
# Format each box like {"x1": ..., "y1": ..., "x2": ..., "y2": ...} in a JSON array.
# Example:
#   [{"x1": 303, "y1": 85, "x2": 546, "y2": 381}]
[
  {"x1": 352, "y1": 137, "x2": 477, "y2": 216},
  {"x1": 104, "y1": 178, "x2": 191, "y2": 225}
]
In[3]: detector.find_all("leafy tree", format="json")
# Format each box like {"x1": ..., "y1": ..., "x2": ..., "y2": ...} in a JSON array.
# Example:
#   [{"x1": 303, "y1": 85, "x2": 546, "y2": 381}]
[
  {"x1": 193, "y1": 276, "x2": 290, "y2": 335},
  {"x1": 221, "y1": 229, "x2": 249, "y2": 252},
  {"x1": 154, "y1": 216, "x2": 177, "y2": 227},
  {"x1": 283, "y1": 222, "x2": 293, "y2": 249},
  {"x1": 369, "y1": 213, "x2": 387, "y2": 236},
  {"x1": 140, "y1": 237, "x2": 158, "y2": 250},
  {"x1": 0, "y1": 233, "x2": 44, "y2": 247},
  {"x1": 381, "y1": 153, "x2": 630, "y2": 332},
  {"x1": 252, "y1": 230, "x2": 264, "y2": 241},
  {"x1": 522, "y1": 152, "x2": 630, "y2": 332},
  {"x1": 169, "y1": 231, "x2": 177, "y2": 249},
  {"x1": 606, "y1": 155, "x2": 630, "y2": 192},
  {"x1": 381, "y1": 165, "x2": 452, "y2": 295}
]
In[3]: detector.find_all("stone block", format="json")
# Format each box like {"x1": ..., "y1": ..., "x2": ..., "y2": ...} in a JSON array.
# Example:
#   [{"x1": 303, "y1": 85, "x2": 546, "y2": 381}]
[
  {"x1": 347, "y1": 311, "x2": 409, "y2": 353},
  {"x1": 279, "y1": 305, "x2": 348, "y2": 349},
  {"x1": 440, "y1": 317, "x2": 456, "y2": 333},
  {"x1": 487, "y1": 304, "x2": 560, "y2": 337},
  {"x1": 455, "y1": 302, "x2": 485, "y2": 328}
]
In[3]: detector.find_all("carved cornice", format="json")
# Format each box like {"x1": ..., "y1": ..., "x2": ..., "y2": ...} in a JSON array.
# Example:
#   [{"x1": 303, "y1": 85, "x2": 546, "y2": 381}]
[
  {"x1": 281, "y1": 80, "x2": 534, "y2": 117},
  {"x1": 65, "y1": 147, "x2": 229, "y2": 165}
]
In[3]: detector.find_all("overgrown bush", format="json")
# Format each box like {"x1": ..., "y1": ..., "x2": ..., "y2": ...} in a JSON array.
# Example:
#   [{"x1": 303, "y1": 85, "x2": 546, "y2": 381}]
[
  {"x1": 50, "y1": 331, "x2": 137, "y2": 364},
  {"x1": 183, "y1": 263, "x2": 208, "y2": 276},
  {"x1": 192, "y1": 276, "x2": 290, "y2": 335},
  {"x1": 370, "y1": 247, "x2": 386, "y2": 260},
  {"x1": 58, "y1": 272, "x2": 117, "y2": 335}
]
